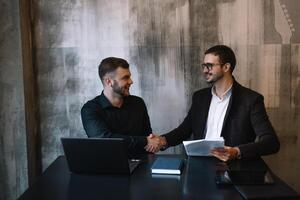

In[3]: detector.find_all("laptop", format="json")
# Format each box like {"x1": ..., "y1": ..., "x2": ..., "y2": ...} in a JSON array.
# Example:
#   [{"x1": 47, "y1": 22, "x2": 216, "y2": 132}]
[{"x1": 61, "y1": 137, "x2": 141, "y2": 174}]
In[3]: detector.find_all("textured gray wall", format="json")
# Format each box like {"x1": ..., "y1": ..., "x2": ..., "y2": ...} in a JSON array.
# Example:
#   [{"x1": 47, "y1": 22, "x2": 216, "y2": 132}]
[
  {"x1": 0, "y1": 0, "x2": 28, "y2": 200},
  {"x1": 31, "y1": 0, "x2": 300, "y2": 193},
  {"x1": 1, "y1": 0, "x2": 300, "y2": 199}
]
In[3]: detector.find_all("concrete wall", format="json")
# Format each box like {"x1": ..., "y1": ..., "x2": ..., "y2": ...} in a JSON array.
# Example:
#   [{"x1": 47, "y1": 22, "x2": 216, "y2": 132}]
[
  {"x1": 1, "y1": 0, "x2": 300, "y2": 199},
  {"x1": 31, "y1": 0, "x2": 300, "y2": 192},
  {"x1": 0, "y1": 0, "x2": 28, "y2": 200}
]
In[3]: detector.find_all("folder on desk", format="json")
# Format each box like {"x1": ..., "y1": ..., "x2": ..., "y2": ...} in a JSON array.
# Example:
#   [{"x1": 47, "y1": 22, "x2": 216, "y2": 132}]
[
  {"x1": 215, "y1": 158, "x2": 276, "y2": 185},
  {"x1": 218, "y1": 158, "x2": 300, "y2": 199},
  {"x1": 183, "y1": 137, "x2": 224, "y2": 156},
  {"x1": 215, "y1": 170, "x2": 275, "y2": 185},
  {"x1": 234, "y1": 182, "x2": 300, "y2": 200},
  {"x1": 151, "y1": 158, "x2": 184, "y2": 175}
]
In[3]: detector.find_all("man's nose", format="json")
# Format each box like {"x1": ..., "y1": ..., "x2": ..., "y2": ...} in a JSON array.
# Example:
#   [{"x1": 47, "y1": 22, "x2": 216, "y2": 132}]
[{"x1": 129, "y1": 78, "x2": 133, "y2": 84}]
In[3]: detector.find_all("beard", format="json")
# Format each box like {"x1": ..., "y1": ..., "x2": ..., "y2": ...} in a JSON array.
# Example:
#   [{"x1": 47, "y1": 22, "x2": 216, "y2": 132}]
[
  {"x1": 204, "y1": 71, "x2": 224, "y2": 84},
  {"x1": 112, "y1": 80, "x2": 130, "y2": 97}
]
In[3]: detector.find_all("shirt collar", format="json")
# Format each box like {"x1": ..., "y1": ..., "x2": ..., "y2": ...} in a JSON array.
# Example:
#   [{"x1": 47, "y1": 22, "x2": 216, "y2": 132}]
[
  {"x1": 99, "y1": 91, "x2": 129, "y2": 109},
  {"x1": 211, "y1": 84, "x2": 233, "y2": 101},
  {"x1": 99, "y1": 91, "x2": 113, "y2": 108}
]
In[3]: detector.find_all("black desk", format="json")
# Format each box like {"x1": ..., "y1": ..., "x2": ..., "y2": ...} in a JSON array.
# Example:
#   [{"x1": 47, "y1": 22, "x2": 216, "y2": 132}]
[{"x1": 17, "y1": 154, "x2": 298, "y2": 200}]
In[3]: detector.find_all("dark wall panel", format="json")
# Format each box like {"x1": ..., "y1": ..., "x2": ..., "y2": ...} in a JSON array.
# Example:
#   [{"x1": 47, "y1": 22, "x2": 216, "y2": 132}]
[{"x1": 0, "y1": 0, "x2": 28, "y2": 200}]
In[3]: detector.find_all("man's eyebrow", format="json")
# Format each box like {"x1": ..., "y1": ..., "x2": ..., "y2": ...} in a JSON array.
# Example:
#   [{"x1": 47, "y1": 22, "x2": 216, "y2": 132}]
[{"x1": 122, "y1": 74, "x2": 131, "y2": 79}]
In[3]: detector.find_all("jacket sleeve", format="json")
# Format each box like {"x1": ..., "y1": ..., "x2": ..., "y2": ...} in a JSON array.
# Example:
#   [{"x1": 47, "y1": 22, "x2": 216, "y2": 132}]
[
  {"x1": 238, "y1": 95, "x2": 280, "y2": 158},
  {"x1": 81, "y1": 104, "x2": 147, "y2": 150}
]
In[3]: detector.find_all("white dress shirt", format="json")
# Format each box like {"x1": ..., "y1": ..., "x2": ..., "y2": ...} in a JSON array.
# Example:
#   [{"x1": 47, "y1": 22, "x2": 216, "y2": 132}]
[{"x1": 205, "y1": 85, "x2": 232, "y2": 139}]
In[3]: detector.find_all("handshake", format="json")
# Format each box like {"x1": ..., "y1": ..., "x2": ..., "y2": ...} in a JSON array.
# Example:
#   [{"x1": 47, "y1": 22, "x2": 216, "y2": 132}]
[
  {"x1": 144, "y1": 134, "x2": 167, "y2": 153},
  {"x1": 144, "y1": 133, "x2": 241, "y2": 161}
]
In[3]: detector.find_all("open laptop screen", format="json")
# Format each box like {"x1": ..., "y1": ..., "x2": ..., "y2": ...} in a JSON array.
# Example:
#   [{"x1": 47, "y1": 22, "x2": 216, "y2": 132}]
[{"x1": 61, "y1": 137, "x2": 140, "y2": 174}]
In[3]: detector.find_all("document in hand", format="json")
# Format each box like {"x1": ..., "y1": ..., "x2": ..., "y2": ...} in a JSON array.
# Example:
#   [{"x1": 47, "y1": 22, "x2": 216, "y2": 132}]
[
  {"x1": 151, "y1": 157, "x2": 184, "y2": 175},
  {"x1": 183, "y1": 137, "x2": 224, "y2": 156}
]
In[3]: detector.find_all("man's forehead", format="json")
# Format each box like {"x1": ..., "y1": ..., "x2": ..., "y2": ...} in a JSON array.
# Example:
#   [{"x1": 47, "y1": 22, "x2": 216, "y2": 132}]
[{"x1": 204, "y1": 53, "x2": 220, "y2": 61}]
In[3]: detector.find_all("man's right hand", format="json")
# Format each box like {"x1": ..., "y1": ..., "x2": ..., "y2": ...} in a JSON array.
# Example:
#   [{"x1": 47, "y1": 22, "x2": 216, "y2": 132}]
[{"x1": 145, "y1": 134, "x2": 167, "y2": 153}]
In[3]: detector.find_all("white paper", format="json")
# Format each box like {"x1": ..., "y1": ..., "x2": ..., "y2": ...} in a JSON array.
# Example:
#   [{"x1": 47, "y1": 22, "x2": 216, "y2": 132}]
[{"x1": 183, "y1": 137, "x2": 224, "y2": 156}]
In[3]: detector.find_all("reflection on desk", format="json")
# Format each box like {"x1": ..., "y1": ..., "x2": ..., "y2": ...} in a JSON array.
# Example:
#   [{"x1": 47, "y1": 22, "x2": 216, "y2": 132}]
[
  {"x1": 151, "y1": 174, "x2": 181, "y2": 180},
  {"x1": 68, "y1": 174, "x2": 130, "y2": 200},
  {"x1": 183, "y1": 157, "x2": 241, "y2": 200}
]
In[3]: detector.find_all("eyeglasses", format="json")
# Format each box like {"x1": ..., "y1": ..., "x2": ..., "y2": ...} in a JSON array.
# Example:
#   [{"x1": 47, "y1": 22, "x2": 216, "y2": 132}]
[{"x1": 201, "y1": 63, "x2": 223, "y2": 71}]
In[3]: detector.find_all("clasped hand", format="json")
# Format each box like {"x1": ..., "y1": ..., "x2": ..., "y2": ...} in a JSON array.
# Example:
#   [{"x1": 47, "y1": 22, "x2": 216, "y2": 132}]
[{"x1": 145, "y1": 134, "x2": 166, "y2": 153}]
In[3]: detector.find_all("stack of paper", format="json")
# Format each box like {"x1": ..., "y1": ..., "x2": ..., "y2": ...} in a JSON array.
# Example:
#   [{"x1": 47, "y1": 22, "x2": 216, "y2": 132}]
[{"x1": 183, "y1": 137, "x2": 224, "y2": 156}]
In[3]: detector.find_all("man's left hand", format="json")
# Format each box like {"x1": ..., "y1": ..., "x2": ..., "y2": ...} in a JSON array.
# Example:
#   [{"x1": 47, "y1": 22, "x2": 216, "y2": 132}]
[{"x1": 210, "y1": 146, "x2": 240, "y2": 162}]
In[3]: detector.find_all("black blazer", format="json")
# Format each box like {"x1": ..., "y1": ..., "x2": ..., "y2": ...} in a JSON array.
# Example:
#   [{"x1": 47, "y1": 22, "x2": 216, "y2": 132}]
[{"x1": 163, "y1": 81, "x2": 280, "y2": 158}]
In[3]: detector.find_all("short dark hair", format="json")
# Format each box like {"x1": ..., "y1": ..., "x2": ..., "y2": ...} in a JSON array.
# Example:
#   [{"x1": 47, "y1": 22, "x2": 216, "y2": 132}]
[
  {"x1": 204, "y1": 45, "x2": 236, "y2": 72},
  {"x1": 98, "y1": 57, "x2": 129, "y2": 82}
]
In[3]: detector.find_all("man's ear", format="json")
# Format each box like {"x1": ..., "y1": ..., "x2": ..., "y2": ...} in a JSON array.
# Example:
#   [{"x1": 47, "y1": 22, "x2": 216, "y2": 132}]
[
  {"x1": 223, "y1": 63, "x2": 231, "y2": 73},
  {"x1": 103, "y1": 76, "x2": 113, "y2": 87}
]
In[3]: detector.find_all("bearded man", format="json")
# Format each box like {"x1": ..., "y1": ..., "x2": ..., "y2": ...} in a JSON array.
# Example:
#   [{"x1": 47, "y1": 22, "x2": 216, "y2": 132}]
[{"x1": 81, "y1": 57, "x2": 158, "y2": 154}]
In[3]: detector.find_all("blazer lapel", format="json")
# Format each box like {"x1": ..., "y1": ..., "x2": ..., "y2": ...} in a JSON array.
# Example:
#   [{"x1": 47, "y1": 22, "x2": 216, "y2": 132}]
[
  {"x1": 201, "y1": 90, "x2": 212, "y2": 139},
  {"x1": 221, "y1": 81, "x2": 238, "y2": 137}
]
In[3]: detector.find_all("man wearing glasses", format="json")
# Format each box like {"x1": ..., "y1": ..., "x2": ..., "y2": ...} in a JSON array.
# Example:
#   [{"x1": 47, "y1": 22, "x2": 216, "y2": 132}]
[{"x1": 146, "y1": 45, "x2": 280, "y2": 161}]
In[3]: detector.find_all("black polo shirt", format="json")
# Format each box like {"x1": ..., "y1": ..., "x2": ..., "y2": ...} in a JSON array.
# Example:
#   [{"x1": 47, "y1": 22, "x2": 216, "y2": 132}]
[{"x1": 81, "y1": 92, "x2": 152, "y2": 154}]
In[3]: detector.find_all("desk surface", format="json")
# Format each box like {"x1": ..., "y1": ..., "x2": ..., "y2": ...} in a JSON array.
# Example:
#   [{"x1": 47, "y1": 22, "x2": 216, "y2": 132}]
[{"x1": 17, "y1": 154, "x2": 297, "y2": 200}]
